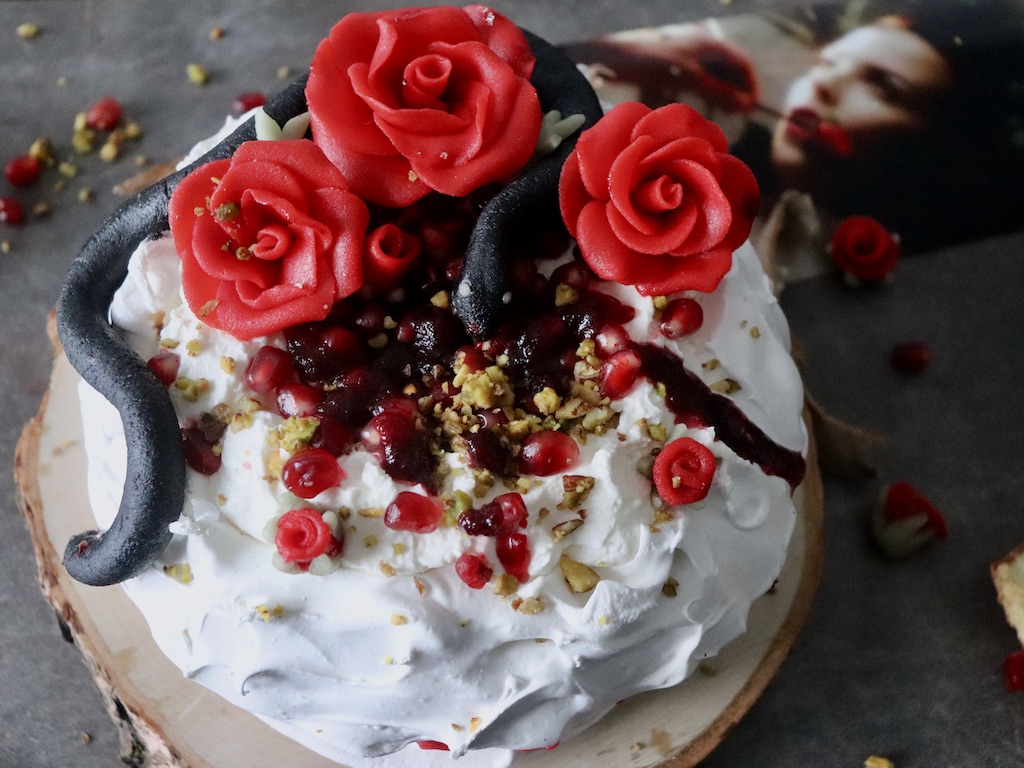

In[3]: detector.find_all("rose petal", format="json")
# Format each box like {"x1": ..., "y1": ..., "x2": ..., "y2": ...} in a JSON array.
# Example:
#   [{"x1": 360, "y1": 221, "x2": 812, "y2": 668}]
[
  {"x1": 635, "y1": 247, "x2": 733, "y2": 295},
  {"x1": 634, "y1": 102, "x2": 729, "y2": 153},
  {"x1": 576, "y1": 101, "x2": 651, "y2": 201}
]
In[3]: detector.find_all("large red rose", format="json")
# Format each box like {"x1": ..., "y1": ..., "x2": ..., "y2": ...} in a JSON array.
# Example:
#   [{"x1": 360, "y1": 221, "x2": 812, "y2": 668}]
[
  {"x1": 169, "y1": 140, "x2": 369, "y2": 340},
  {"x1": 306, "y1": 5, "x2": 541, "y2": 207},
  {"x1": 559, "y1": 101, "x2": 759, "y2": 295}
]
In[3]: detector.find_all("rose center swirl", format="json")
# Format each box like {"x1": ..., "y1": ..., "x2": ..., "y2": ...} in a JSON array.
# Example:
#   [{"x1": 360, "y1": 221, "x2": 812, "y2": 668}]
[
  {"x1": 633, "y1": 174, "x2": 684, "y2": 216},
  {"x1": 402, "y1": 54, "x2": 453, "y2": 110},
  {"x1": 253, "y1": 223, "x2": 294, "y2": 260}
]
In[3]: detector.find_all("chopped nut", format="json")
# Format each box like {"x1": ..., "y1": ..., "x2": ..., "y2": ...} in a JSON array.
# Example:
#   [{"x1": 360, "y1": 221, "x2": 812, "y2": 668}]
[
  {"x1": 380, "y1": 561, "x2": 397, "y2": 577},
  {"x1": 29, "y1": 137, "x2": 55, "y2": 165},
  {"x1": 77, "y1": 187, "x2": 94, "y2": 203},
  {"x1": 276, "y1": 65, "x2": 291, "y2": 80},
  {"x1": 559, "y1": 554, "x2": 600, "y2": 593},
  {"x1": 219, "y1": 356, "x2": 235, "y2": 374},
  {"x1": 57, "y1": 160, "x2": 78, "y2": 178},
  {"x1": 533, "y1": 386, "x2": 561, "y2": 415},
  {"x1": 430, "y1": 290, "x2": 450, "y2": 308},
  {"x1": 554, "y1": 283, "x2": 579, "y2": 306},
  {"x1": 16, "y1": 22, "x2": 41, "y2": 40},
  {"x1": 198, "y1": 299, "x2": 219, "y2": 317},
  {"x1": 391, "y1": 613, "x2": 408, "y2": 625},
  {"x1": 493, "y1": 573, "x2": 519, "y2": 596},
  {"x1": 185, "y1": 339, "x2": 202, "y2": 357},
  {"x1": 186, "y1": 62, "x2": 211, "y2": 85},
  {"x1": 552, "y1": 518, "x2": 584, "y2": 540},
  {"x1": 519, "y1": 597, "x2": 545, "y2": 614},
  {"x1": 99, "y1": 139, "x2": 119, "y2": 163},
  {"x1": 750, "y1": 326, "x2": 761, "y2": 340},
  {"x1": 864, "y1": 758, "x2": 895, "y2": 768},
  {"x1": 162, "y1": 563, "x2": 194, "y2": 584},
  {"x1": 558, "y1": 475, "x2": 595, "y2": 510},
  {"x1": 709, "y1": 377, "x2": 742, "y2": 394},
  {"x1": 651, "y1": 295, "x2": 669, "y2": 311},
  {"x1": 72, "y1": 128, "x2": 95, "y2": 154},
  {"x1": 254, "y1": 603, "x2": 285, "y2": 621},
  {"x1": 32, "y1": 201, "x2": 51, "y2": 218},
  {"x1": 123, "y1": 121, "x2": 143, "y2": 140},
  {"x1": 208, "y1": 25, "x2": 226, "y2": 40}
]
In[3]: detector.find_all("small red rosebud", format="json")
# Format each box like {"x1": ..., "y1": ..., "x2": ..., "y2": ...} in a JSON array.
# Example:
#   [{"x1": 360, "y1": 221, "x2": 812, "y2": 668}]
[
  {"x1": 830, "y1": 216, "x2": 899, "y2": 283},
  {"x1": 870, "y1": 481, "x2": 948, "y2": 559}
]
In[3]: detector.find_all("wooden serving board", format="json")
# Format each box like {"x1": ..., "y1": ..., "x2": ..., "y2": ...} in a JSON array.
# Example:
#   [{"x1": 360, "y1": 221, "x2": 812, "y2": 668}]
[{"x1": 15, "y1": 339, "x2": 824, "y2": 768}]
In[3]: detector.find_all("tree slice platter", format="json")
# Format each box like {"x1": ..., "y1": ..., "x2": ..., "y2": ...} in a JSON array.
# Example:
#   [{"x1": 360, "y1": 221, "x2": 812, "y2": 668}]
[{"x1": 16, "y1": 339, "x2": 824, "y2": 768}]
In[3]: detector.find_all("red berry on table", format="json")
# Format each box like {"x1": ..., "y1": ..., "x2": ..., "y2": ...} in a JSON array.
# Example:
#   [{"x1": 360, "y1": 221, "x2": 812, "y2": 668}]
[
  {"x1": 275, "y1": 507, "x2": 342, "y2": 569},
  {"x1": 384, "y1": 491, "x2": 443, "y2": 533},
  {"x1": 890, "y1": 341, "x2": 932, "y2": 375},
  {"x1": 281, "y1": 448, "x2": 343, "y2": 499},
  {"x1": 455, "y1": 552, "x2": 493, "y2": 589},
  {"x1": 86, "y1": 96, "x2": 122, "y2": 131},
  {"x1": 232, "y1": 91, "x2": 267, "y2": 115},
  {"x1": 653, "y1": 437, "x2": 716, "y2": 506},
  {"x1": 244, "y1": 345, "x2": 294, "y2": 392},
  {"x1": 659, "y1": 297, "x2": 704, "y2": 339},
  {"x1": 4, "y1": 155, "x2": 40, "y2": 187},
  {"x1": 0, "y1": 196, "x2": 25, "y2": 225},
  {"x1": 518, "y1": 430, "x2": 579, "y2": 476},
  {"x1": 1004, "y1": 650, "x2": 1024, "y2": 692},
  {"x1": 871, "y1": 481, "x2": 948, "y2": 559}
]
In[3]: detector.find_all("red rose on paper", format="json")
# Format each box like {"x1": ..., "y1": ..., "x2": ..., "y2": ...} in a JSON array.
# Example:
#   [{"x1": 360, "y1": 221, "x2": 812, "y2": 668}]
[
  {"x1": 830, "y1": 215, "x2": 899, "y2": 282},
  {"x1": 559, "y1": 102, "x2": 759, "y2": 296},
  {"x1": 169, "y1": 140, "x2": 369, "y2": 340},
  {"x1": 306, "y1": 4, "x2": 541, "y2": 207}
]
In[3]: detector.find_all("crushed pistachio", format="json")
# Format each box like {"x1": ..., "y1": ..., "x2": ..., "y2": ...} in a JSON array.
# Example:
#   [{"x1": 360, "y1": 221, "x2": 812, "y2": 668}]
[
  {"x1": 58, "y1": 160, "x2": 78, "y2": 178},
  {"x1": 554, "y1": 283, "x2": 579, "y2": 306},
  {"x1": 750, "y1": 326, "x2": 761, "y2": 340},
  {"x1": 208, "y1": 25, "x2": 226, "y2": 40},
  {"x1": 709, "y1": 378, "x2": 741, "y2": 395},
  {"x1": 123, "y1": 121, "x2": 143, "y2": 140},
  {"x1": 494, "y1": 573, "x2": 519, "y2": 597},
  {"x1": 363, "y1": 535, "x2": 378, "y2": 548},
  {"x1": 267, "y1": 416, "x2": 319, "y2": 454},
  {"x1": 162, "y1": 563, "x2": 194, "y2": 584},
  {"x1": 77, "y1": 187, "x2": 94, "y2": 203},
  {"x1": 29, "y1": 137, "x2": 54, "y2": 165},
  {"x1": 518, "y1": 597, "x2": 545, "y2": 614},
  {"x1": 185, "y1": 339, "x2": 202, "y2": 357},
  {"x1": 254, "y1": 604, "x2": 285, "y2": 621},
  {"x1": 159, "y1": 337, "x2": 179, "y2": 349},
  {"x1": 558, "y1": 475, "x2": 595, "y2": 510},
  {"x1": 198, "y1": 299, "x2": 219, "y2": 317},
  {"x1": 559, "y1": 555, "x2": 600, "y2": 594},
  {"x1": 552, "y1": 518, "x2": 584, "y2": 541},
  {"x1": 99, "y1": 138, "x2": 119, "y2": 163},
  {"x1": 219, "y1": 356, "x2": 235, "y2": 374},
  {"x1": 187, "y1": 62, "x2": 211, "y2": 85},
  {"x1": 533, "y1": 386, "x2": 561, "y2": 415},
  {"x1": 391, "y1": 613, "x2": 408, "y2": 626},
  {"x1": 214, "y1": 201, "x2": 240, "y2": 221},
  {"x1": 430, "y1": 290, "x2": 450, "y2": 308},
  {"x1": 651, "y1": 295, "x2": 669, "y2": 311},
  {"x1": 662, "y1": 577, "x2": 679, "y2": 598},
  {"x1": 16, "y1": 22, "x2": 41, "y2": 39},
  {"x1": 864, "y1": 758, "x2": 895, "y2": 768},
  {"x1": 380, "y1": 561, "x2": 397, "y2": 577}
]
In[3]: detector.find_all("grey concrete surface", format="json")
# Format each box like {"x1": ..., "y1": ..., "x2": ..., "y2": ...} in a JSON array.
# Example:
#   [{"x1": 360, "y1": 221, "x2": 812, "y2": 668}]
[{"x1": 1, "y1": 2, "x2": 1022, "y2": 767}]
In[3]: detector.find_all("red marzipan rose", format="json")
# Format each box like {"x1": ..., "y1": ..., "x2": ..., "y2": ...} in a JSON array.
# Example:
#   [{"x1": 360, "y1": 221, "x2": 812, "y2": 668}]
[
  {"x1": 559, "y1": 101, "x2": 759, "y2": 296},
  {"x1": 829, "y1": 215, "x2": 899, "y2": 282},
  {"x1": 169, "y1": 140, "x2": 369, "y2": 340},
  {"x1": 306, "y1": 4, "x2": 541, "y2": 207}
]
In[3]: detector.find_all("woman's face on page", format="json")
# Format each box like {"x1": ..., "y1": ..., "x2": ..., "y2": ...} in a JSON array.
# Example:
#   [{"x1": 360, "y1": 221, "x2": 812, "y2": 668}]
[{"x1": 771, "y1": 23, "x2": 953, "y2": 187}]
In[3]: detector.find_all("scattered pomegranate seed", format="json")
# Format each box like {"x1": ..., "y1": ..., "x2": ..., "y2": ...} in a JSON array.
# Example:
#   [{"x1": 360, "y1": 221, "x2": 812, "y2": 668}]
[
  {"x1": 281, "y1": 448, "x2": 343, "y2": 499},
  {"x1": 455, "y1": 552, "x2": 493, "y2": 589},
  {"x1": 518, "y1": 430, "x2": 579, "y2": 476},
  {"x1": 232, "y1": 90, "x2": 267, "y2": 115},
  {"x1": 659, "y1": 297, "x2": 704, "y2": 339},
  {"x1": 496, "y1": 532, "x2": 531, "y2": 583},
  {"x1": 890, "y1": 341, "x2": 932, "y2": 375},
  {"x1": 181, "y1": 425, "x2": 222, "y2": 475},
  {"x1": 244, "y1": 346, "x2": 294, "y2": 393},
  {"x1": 871, "y1": 481, "x2": 948, "y2": 558},
  {"x1": 384, "y1": 491, "x2": 442, "y2": 533},
  {"x1": 4, "y1": 155, "x2": 40, "y2": 187},
  {"x1": 653, "y1": 437, "x2": 716, "y2": 505},
  {"x1": 416, "y1": 741, "x2": 450, "y2": 751},
  {"x1": 1004, "y1": 650, "x2": 1024, "y2": 692},
  {"x1": 0, "y1": 196, "x2": 25, "y2": 225},
  {"x1": 146, "y1": 351, "x2": 180, "y2": 386},
  {"x1": 600, "y1": 349, "x2": 643, "y2": 399},
  {"x1": 275, "y1": 507, "x2": 342, "y2": 568},
  {"x1": 276, "y1": 382, "x2": 320, "y2": 418},
  {"x1": 86, "y1": 96, "x2": 123, "y2": 131}
]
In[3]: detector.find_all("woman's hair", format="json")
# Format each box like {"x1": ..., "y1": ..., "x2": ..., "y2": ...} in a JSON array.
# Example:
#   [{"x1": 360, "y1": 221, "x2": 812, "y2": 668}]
[{"x1": 814, "y1": 0, "x2": 1024, "y2": 250}]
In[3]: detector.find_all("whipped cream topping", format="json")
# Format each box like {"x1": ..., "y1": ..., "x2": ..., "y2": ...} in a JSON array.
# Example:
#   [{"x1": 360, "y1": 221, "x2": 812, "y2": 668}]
[{"x1": 80, "y1": 223, "x2": 806, "y2": 765}]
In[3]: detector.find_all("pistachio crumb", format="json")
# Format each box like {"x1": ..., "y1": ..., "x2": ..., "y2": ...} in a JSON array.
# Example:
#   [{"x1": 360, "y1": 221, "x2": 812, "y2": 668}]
[
  {"x1": 185, "y1": 339, "x2": 202, "y2": 357},
  {"x1": 16, "y1": 22, "x2": 41, "y2": 40},
  {"x1": 186, "y1": 62, "x2": 211, "y2": 85},
  {"x1": 391, "y1": 613, "x2": 408, "y2": 626},
  {"x1": 219, "y1": 356, "x2": 235, "y2": 374},
  {"x1": 162, "y1": 563, "x2": 194, "y2": 584},
  {"x1": 864, "y1": 757, "x2": 895, "y2": 768}
]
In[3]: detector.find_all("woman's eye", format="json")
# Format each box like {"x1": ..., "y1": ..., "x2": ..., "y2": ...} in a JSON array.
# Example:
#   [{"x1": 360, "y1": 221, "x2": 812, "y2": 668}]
[{"x1": 862, "y1": 66, "x2": 907, "y2": 101}]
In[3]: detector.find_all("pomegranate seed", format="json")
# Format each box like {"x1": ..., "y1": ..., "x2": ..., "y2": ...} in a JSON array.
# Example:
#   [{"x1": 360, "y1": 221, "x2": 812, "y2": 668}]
[
  {"x1": 416, "y1": 741, "x2": 450, "y2": 751},
  {"x1": 275, "y1": 507, "x2": 342, "y2": 568},
  {"x1": 455, "y1": 344, "x2": 489, "y2": 372},
  {"x1": 595, "y1": 323, "x2": 631, "y2": 357},
  {"x1": 459, "y1": 492, "x2": 528, "y2": 537},
  {"x1": 1004, "y1": 651, "x2": 1024, "y2": 692},
  {"x1": 549, "y1": 260, "x2": 592, "y2": 292},
  {"x1": 465, "y1": 430, "x2": 511, "y2": 475},
  {"x1": 232, "y1": 90, "x2": 267, "y2": 115},
  {"x1": 86, "y1": 96, "x2": 122, "y2": 131},
  {"x1": 496, "y1": 532, "x2": 531, "y2": 583},
  {"x1": 244, "y1": 346, "x2": 294, "y2": 393},
  {"x1": 276, "y1": 383, "x2": 320, "y2": 418},
  {"x1": 518, "y1": 430, "x2": 579, "y2": 476},
  {"x1": 181, "y1": 425, "x2": 222, "y2": 475},
  {"x1": 385, "y1": 491, "x2": 442, "y2": 533},
  {"x1": 146, "y1": 351, "x2": 180, "y2": 386},
  {"x1": 653, "y1": 437, "x2": 716, "y2": 505},
  {"x1": 455, "y1": 552, "x2": 493, "y2": 589},
  {"x1": 4, "y1": 156, "x2": 40, "y2": 187},
  {"x1": 659, "y1": 298, "x2": 704, "y2": 339},
  {"x1": 0, "y1": 196, "x2": 25, "y2": 225},
  {"x1": 281, "y1": 448, "x2": 343, "y2": 499},
  {"x1": 321, "y1": 326, "x2": 365, "y2": 358},
  {"x1": 352, "y1": 303, "x2": 388, "y2": 337},
  {"x1": 373, "y1": 395, "x2": 420, "y2": 420},
  {"x1": 600, "y1": 349, "x2": 642, "y2": 399},
  {"x1": 890, "y1": 341, "x2": 932, "y2": 375}
]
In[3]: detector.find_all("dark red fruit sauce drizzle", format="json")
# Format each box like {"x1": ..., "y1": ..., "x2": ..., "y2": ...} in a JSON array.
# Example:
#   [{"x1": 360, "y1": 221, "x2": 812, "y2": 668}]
[{"x1": 256, "y1": 190, "x2": 803, "y2": 494}]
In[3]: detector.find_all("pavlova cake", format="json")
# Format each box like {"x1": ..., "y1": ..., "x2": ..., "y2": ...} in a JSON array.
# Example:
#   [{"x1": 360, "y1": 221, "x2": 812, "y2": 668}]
[{"x1": 56, "y1": 5, "x2": 808, "y2": 764}]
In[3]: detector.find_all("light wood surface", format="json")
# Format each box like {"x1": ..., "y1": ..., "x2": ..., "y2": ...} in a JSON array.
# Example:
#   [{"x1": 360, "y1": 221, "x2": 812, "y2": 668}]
[{"x1": 16, "y1": 345, "x2": 823, "y2": 768}]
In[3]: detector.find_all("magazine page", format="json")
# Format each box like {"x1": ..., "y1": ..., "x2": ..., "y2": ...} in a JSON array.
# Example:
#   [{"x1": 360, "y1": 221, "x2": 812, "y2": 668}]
[{"x1": 561, "y1": 0, "x2": 1024, "y2": 285}]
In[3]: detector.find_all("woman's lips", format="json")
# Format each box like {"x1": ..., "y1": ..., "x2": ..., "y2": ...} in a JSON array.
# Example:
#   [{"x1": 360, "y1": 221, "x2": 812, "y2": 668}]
[
  {"x1": 782, "y1": 107, "x2": 852, "y2": 156},
  {"x1": 783, "y1": 107, "x2": 820, "y2": 144}
]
